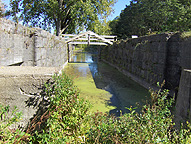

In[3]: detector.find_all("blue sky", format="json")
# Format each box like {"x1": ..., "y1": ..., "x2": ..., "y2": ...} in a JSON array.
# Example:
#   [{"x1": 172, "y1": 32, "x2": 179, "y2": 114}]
[
  {"x1": 108, "y1": 0, "x2": 130, "y2": 20},
  {"x1": 2, "y1": 0, "x2": 9, "y2": 7},
  {"x1": 2, "y1": 0, "x2": 10, "y2": 10}
]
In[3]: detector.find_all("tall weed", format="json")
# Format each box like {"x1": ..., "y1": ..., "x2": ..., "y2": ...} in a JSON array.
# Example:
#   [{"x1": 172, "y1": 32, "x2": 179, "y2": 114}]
[
  {"x1": 29, "y1": 72, "x2": 90, "y2": 143},
  {"x1": 0, "y1": 105, "x2": 30, "y2": 143},
  {"x1": 86, "y1": 82, "x2": 191, "y2": 143},
  {"x1": 1, "y1": 74, "x2": 191, "y2": 143}
]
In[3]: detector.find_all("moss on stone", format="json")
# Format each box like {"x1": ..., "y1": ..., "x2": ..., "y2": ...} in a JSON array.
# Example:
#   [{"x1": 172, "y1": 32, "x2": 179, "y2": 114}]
[{"x1": 181, "y1": 31, "x2": 191, "y2": 39}]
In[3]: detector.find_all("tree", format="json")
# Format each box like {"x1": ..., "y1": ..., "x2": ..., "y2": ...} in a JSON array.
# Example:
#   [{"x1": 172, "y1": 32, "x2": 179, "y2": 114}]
[
  {"x1": 109, "y1": 16, "x2": 119, "y2": 36},
  {"x1": 110, "y1": 0, "x2": 191, "y2": 39},
  {"x1": 8, "y1": 0, "x2": 116, "y2": 36},
  {"x1": 91, "y1": 19, "x2": 112, "y2": 35},
  {"x1": 109, "y1": 2, "x2": 147, "y2": 39},
  {"x1": 0, "y1": 0, "x2": 5, "y2": 17}
]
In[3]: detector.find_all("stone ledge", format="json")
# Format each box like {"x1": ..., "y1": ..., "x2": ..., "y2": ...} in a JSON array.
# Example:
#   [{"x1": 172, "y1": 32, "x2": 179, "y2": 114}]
[
  {"x1": 0, "y1": 66, "x2": 60, "y2": 76},
  {"x1": 0, "y1": 66, "x2": 62, "y2": 128}
]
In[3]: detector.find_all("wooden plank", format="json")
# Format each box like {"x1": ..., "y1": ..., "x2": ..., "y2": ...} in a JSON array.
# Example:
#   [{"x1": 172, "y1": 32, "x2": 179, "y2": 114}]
[
  {"x1": 104, "y1": 39, "x2": 116, "y2": 42},
  {"x1": 68, "y1": 41, "x2": 108, "y2": 45},
  {"x1": 63, "y1": 34, "x2": 116, "y2": 38},
  {"x1": 63, "y1": 38, "x2": 99, "y2": 41},
  {"x1": 63, "y1": 34, "x2": 117, "y2": 39},
  {"x1": 77, "y1": 38, "x2": 99, "y2": 41},
  {"x1": 89, "y1": 31, "x2": 113, "y2": 45},
  {"x1": 65, "y1": 31, "x2": 91, "y2": 43},
  {"x1": 64, "y1": 31, "x2": 116, "y2": 45},
  {"x1": 64, "y1": 37, "x2": 116, "y2": 42},
  {"x1": 101, "y1": 35, "x2": 117, "y2": 38},
  {"x1": 62, "y1": 34, "x2": 77, "y2": 37}
]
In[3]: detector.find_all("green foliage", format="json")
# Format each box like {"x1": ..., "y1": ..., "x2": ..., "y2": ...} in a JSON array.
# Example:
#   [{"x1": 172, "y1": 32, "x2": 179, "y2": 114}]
[
  {"x1": 5, "y1": 0, "x2": 22, "y2": 23},
  {"x1": 109, "y1": 17, "x2": 119, "y2": 36},
  {"x1": 181, "y1": 31, "x2": 191, "y2": 39},
  {"x1": 90, "y1": 19, "x2": 112, "y2": 35},
  {"x1": 86, "y1": 82, "x2": 191, "y2": 143},
  {"x1": 7, "y1": 0, "x2": 116, "y2": 36},
  {"x1": 29, "y1": 72, "x2": 90, "y2": 143},
  {"x1": 1, "y1": 74, "x2": 191, "y2": 143},
  {"x1": 0, "y1": 0, "x2": 5, "y2": 17},
  {"x1": 0, "y1": 105, "x2": 30, "y2": 143},
  {"x1": 110, "y1": 0, "x2": 191, "y2": 39}
]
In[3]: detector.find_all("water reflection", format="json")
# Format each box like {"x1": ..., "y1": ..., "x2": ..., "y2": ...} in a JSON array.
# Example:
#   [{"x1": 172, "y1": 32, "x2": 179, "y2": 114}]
[
  {"x1": 70, "y1": 52, "x2": 95, "y2": 63},
  {"x1": 65, "y1": 51, "x2": 149, "y2": 116}
]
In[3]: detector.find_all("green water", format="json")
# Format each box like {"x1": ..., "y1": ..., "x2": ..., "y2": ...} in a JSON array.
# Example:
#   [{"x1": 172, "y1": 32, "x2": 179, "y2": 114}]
[{"x1": 64, "y1": 51, "x2": 149, "y2": 116}]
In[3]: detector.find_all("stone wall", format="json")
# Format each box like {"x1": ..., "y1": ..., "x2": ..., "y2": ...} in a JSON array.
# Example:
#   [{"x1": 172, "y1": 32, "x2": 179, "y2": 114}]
[
  {"x1": 101, "y1": 34, "x2": 170, "y2": 90},
  {"x1": 164, "y1": 33, "x2": 182, "y2": 94},
  {"x1": 100, "y1": 33, "x2": 189, "y2": 94},
  {"x1": 175, "y1": 37, "x2": 191, "y2": 124},
  {"x1": 0, "y1": 18, "x2": 68, "y2": 67},
  {"x1": 101, "y1": 33, "x2": 191, "y2": 123},
  {"x1": 180, "y1": 37, "x2": 191, "y2": 69}
]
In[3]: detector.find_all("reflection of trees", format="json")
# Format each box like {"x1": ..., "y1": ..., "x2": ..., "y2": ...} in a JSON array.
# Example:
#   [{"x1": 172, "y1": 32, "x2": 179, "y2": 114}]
[{"x1": 65, "y1": 51, "x2": 149, "y2": 116}]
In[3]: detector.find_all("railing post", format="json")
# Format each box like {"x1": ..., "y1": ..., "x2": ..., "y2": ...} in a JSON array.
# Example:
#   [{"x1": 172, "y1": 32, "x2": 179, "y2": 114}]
[
  {"x1": 67, "y1": 43, "x2": 70, "y2": 62},
  {"x1": 98, "y1": 46, "x2": 101, "y2": 60},
  {"x1": 88, "y1": 34, "x2": 90, "y2": 45}
]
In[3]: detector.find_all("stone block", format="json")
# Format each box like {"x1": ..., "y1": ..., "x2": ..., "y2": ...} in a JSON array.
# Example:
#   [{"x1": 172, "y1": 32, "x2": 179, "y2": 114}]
[
  {"x1": 168, "y1": 33, "x2": 181, "y2": 42},
  {"x1": 157, "y1": 42, "x2": 166, "y2": 53},
  {"x1": 181, "y1": 57, "x2": 191, "y2": 69},
  {"x1": 176, "y1": 69, "x2": 191, "y2": 124},
  {"x1": 0, "y1": 67, "x2": 58, "y2": 127},
  {"x1": 35, "y1": 48, "x2": 42, "y2": 61},
  {"x1": 35, "y1": 37, "x2": 44, "y2": 48}
]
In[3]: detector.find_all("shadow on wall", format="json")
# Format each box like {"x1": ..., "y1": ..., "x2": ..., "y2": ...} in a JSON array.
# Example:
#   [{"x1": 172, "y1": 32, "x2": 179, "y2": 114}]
[
  {"x1": 100, "y1": 33, "x2": 184, "y2": 98},
  {"x1": 164, "y1": 33, "x2": 182, "y2": 98},
  {"x1": 24, "y1": 79, "x2": 55, "y2": 133}
]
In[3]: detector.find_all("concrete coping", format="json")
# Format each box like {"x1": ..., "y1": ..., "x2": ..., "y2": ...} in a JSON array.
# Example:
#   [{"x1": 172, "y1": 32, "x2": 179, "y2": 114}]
[
  {"x1": 184, "y1": 69, "x2": 191, "y2": 72},
  {"x1": 0, "y1": 66, "x2": 60, "y2": 76}
]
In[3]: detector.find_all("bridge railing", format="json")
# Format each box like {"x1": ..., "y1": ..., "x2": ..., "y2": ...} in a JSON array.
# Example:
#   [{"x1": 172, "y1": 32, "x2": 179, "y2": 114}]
[{"x1": 62, "y1": 31, "x2": 117, "y2": 45}]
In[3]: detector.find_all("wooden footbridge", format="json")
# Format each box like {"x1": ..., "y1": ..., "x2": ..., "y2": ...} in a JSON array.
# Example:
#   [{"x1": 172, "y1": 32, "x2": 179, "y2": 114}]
[
  {"x1": 62, "y1": 30, "x2": 117, "y2": 46},
  {"x1": 62, "y1": 31, "x2": 117, "y2": 62}
]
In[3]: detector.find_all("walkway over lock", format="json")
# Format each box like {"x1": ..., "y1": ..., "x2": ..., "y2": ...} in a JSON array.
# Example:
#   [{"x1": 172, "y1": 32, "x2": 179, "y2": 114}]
[{"x1": 62, "y1": 30, "x2": 117, "y2": 46}]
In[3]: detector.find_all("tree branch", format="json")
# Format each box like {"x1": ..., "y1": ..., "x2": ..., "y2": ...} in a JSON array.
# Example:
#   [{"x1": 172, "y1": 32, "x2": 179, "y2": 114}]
[{"x1": 59, "y1": 19, "x2": 72, "y2": 35}]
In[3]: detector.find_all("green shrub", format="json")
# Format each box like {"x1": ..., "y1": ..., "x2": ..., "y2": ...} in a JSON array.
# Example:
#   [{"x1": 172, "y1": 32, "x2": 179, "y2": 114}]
[
  {"x1": 0, "y1": 105, "x2": 30, "y2": 143},
  {"x1": 29, "y1": 72, "x2": 90, "y2": 143},
  {"x1": 1, "y1": 73, "x2": 191, "y2": 143}
]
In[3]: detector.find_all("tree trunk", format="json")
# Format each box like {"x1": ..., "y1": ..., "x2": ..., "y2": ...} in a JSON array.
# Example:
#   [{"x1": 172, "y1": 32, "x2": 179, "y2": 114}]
[
  {"x1": 56, "y1": 0, "x2": 62, "y2": 36},
  {"x1": 56, "y1": 20, "x2": 61, "y2": 36}
]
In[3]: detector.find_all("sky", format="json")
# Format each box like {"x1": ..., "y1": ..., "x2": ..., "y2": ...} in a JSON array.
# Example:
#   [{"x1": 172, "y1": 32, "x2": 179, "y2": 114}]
[
  {"x1": 2, "y1": 0, "x2": 8, "y2": 7},
  {"x1": 108, "y1": 0, "x2": 131, "y2": 21},
  {"x1": 2, "y1": 0, "x2": 10, "y2": 11}
]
